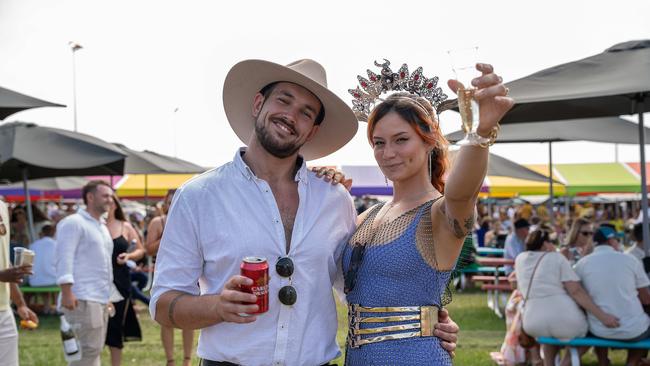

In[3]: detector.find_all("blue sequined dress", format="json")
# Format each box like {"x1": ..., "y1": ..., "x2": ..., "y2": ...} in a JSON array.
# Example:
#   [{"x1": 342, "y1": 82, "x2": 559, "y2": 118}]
[{"x1": 342, "y1": 199, "x2": 453, "y2": 366}]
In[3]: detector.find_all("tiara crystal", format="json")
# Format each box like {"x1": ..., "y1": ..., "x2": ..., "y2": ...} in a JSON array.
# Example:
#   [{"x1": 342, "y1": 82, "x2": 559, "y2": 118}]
[{"x1": 349, "y1": 59, "x2": 449, "y2": 122}]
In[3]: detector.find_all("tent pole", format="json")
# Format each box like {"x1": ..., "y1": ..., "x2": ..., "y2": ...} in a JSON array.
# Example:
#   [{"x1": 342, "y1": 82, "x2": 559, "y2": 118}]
[
  {"x1": 548, "y1": 142, "x2": 554, "y2": 226},
  {"x1": 22, "y1": 167, "x2": 36, "y2": 244},
  {"x1": 636, "y1": 96, "x2": 650, "y2": 256},
  {"x1": 565, "y1": 194, "x2": 571, "y2": 225},
  {"x1": 144, "y1": 174, "x2": 149, "y2": 211}
]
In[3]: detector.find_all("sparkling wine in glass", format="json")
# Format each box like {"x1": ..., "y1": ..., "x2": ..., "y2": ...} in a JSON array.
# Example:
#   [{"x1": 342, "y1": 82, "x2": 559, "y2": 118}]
[{"x1": 448, "y1": 47, "x2": 480, "y2": 145}]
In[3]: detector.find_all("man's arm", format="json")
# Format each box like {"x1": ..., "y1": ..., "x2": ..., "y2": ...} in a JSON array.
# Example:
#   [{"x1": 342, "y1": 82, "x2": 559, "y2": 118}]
[
  {"x1": 10, "y1": 283, "x2": 38, "y2": 323},
  {"x1": 154, "y1": 275, "x2": 259, "y2": 329},
  {"x1": 55, "y1": 218, "x2": 81, "y2": 310}
]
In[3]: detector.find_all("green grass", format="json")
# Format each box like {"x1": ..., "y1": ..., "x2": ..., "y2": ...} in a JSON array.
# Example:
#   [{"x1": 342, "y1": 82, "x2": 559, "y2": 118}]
[{"x1": 17, "y1": 291, "x2": 633, "y2": 365}]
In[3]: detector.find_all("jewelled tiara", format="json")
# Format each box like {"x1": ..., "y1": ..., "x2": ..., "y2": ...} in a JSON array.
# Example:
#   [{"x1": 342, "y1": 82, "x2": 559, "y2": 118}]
[{"x1": 349, "y1": 59, "x2": 450, "y2": 122}]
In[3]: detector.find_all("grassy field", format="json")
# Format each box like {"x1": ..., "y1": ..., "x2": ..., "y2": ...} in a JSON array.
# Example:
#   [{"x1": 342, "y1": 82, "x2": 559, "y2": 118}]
[{"x1": 17, "y1": 290, "x2": 631, "y2": 365}]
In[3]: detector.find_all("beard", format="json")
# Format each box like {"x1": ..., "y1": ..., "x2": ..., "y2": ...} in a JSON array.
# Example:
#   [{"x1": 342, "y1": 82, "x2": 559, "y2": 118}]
[{"x1": 254, "y1": 114, "x2": 304, "y2": 158}]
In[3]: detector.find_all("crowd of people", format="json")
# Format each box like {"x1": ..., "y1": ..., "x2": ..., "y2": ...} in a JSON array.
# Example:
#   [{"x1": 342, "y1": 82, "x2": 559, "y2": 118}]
[
  {"x1": 5, "y1": 54, "x2": 644, "y2": 366},
  {"x1": 0, "y1": 187, "x2": 194, "y2": 366},
  {"x1": 486, "y1": 201, "x2": 650, "y2": 366}
]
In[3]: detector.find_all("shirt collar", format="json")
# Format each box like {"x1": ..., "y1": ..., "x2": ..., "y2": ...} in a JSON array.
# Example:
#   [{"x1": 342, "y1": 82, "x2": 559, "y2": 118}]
[
  {"x1": 594, "y1": 244, "x2": 616, "y2": 253},
  {"x1": 78, "y1": 208, "x2": 106, "y2": 225},
  {"x1": 233, "y1": 148, "x2": 309, "y2": 185}
]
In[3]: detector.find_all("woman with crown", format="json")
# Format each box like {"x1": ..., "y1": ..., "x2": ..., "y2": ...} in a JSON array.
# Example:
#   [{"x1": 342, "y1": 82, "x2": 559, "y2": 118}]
[{"x1": 338, "y1": 60, "x2": 514, "y2": 364}]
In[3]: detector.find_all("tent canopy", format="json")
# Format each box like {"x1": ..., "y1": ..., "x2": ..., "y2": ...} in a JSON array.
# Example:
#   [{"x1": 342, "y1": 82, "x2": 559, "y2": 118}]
[
  {"x1": 115, "y1": 174, "x2": 196, "y2": 198},
  {"x1": 0, "y1": 122, "x2": 126, "y2": 182},
  {"x1": 114, "y1": 143, "x2": 206, "y2": 174},
  {"x1": 501, "y1": 40, "x2": 650, "y2": 123},
  {"x1": 0, "y1": 86, "x2": 65, "y2": 120},
  {"x1": 446, "y1": 117, "x2": 650, "y2": 144}
]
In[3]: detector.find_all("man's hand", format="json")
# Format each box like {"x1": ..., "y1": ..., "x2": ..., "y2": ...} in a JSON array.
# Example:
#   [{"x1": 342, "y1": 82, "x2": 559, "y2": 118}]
[
  {"x1": 213, "y1": 275, "x2": 260, "y2": 324},
  {"x1": 61, "y1": 285, "x2": 78, "y2": 310},
  {"x1": 598, "y1": 312, "x2": 620, "y2": 328},
  {"x1": 0, "y1": 265, "x2": 32, "y2": 284},
  {"x1": 435, "y1": 308, "x2": 459, "y2": 357},
  {"x1": 311, "y1": 167, "x2": 353, "y2": 191},
  {"x1": 17, "y1": 305, "x2": 38, "y2": 324}
]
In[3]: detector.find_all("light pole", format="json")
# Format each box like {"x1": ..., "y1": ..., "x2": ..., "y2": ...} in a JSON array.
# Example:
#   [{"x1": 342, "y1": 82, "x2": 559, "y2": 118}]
[
  {"x1": 173, "y1": 107, "x2": 179, "y2": 157},
  {"x1": 68, "y1": 41, "x2": 83, "y2": 132}
]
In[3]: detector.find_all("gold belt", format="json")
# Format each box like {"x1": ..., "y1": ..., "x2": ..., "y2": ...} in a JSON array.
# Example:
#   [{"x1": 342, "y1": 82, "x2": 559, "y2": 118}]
[{"x1": 347, "y1": 304, "x2": 439, "y2": 348}]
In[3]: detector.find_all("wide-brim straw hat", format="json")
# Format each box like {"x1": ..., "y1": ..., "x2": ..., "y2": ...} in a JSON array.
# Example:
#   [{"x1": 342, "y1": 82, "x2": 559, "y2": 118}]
[{"x1": 223, "y1": 59, "x2": 358, "y2": 160}]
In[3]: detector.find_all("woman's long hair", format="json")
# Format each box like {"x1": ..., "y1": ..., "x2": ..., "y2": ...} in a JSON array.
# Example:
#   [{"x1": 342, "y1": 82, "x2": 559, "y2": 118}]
[
  {"x1": 111, "y1": 195, "x2": 126, "y2": 222},
  {"x1": 565, "y1": 217, "x2": 591, "y2": 246},
  {"x1": 366, "y1": 93, "x2": 449, "y2": 193}
]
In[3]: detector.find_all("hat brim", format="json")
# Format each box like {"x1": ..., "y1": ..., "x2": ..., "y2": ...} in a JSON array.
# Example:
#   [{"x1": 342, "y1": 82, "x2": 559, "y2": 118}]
[{"x1": 223, "y1": 60, "x2": 358, "y2": 161}]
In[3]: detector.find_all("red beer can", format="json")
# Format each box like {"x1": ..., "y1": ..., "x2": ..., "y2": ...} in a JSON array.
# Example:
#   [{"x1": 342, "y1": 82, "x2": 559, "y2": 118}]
[{"x1": 240, "y1": 257, "x2": 269, "y2": 314}]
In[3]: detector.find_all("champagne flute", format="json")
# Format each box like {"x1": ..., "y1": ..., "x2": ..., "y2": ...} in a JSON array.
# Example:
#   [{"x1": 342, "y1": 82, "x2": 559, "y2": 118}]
[{"x1": 448, "y1": 47, "x2": 480, "y2": 145}]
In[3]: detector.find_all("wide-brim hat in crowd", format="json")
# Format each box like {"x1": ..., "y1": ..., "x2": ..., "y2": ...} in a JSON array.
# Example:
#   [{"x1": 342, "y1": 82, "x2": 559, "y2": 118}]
[{"x1": 223, "y1": 59, "x2": 359, "y2": 161}]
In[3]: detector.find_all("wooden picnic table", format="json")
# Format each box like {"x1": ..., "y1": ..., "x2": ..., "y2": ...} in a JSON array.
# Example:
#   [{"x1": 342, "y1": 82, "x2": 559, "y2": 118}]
[{"x1": 476, "y1": 257, "x2": 515, "y2": 318}]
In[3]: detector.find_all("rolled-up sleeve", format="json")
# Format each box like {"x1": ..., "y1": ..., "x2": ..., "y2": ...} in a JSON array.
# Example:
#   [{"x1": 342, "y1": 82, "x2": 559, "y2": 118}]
[
  {"x1": 150, "y1": 189, "x2": 203, "y2": 320},
  {"x1": 333, "y1": 194, "x2": 357, "y2": 303},
  {"x1": 55, "y1": 218, "x2": 81, "y2": 285}
]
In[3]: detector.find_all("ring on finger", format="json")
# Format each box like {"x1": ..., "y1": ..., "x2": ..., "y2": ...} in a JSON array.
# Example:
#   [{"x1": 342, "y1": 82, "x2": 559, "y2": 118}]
[{"x1": 505, "y1": 87, "x2": 510, "y2": 96}]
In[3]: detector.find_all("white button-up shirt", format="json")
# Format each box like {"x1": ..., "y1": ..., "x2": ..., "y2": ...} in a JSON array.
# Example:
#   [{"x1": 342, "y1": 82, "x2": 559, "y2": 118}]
[
  {"x1": 55, "y1": 209, "x2": 113, "y2": 304},
  {"x1": 150, "y1": 149, "x2": 356, "y2": 366},
  {"x1": 574, "y1": 245, "x2": 650, "y2": 339}
]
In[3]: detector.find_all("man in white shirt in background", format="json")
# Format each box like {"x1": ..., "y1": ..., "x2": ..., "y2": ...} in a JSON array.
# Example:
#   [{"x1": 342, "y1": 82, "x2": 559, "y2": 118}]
[
  {"x1": 56, "y1": 180, "x2": 114, "y2": 366},
  {"x1": 0, "y1": 198, "x2": 38, "y2": 366},
  {"x1": 29, "y1": 224, "x2": 58, "y2": 315},
  {"x1": 150, "y1": 59, "x2": 459, "y2": 366},
  {"x1": 575, "y1": 225, "x2": 650, "y2": 366},
  {"x1": 504, "y1": 218, "x2": 530, "y2": 274},
  {"x1": 30, "y1": 224, "x2": 57, "y2": 287}
]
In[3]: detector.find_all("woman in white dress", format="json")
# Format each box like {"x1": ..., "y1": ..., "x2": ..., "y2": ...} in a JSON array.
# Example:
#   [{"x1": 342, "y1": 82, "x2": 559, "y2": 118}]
[{"x1": 515, "y1": 229, "x2": 619, "y2": 366}]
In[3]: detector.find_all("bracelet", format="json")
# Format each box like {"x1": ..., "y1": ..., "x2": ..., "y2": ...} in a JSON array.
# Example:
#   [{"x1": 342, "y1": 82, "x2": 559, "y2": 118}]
[{"x1": 470, "y1": 125, "x2": 500, "y2": 148}]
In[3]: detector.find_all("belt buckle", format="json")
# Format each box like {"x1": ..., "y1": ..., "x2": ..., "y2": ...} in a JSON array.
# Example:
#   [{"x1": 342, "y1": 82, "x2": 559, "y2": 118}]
[{"x1": 420, "y1": 305, "x2": 439, "y2": 337}]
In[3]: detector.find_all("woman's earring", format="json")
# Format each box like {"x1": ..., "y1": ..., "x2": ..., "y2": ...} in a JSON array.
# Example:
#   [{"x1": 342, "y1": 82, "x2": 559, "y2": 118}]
[
  {"x1": 428, "y1": 151, "x2": 433, "y2": 180},
  {"x1": 385, "y1": 175, "x2": 388, "y2": 186}
]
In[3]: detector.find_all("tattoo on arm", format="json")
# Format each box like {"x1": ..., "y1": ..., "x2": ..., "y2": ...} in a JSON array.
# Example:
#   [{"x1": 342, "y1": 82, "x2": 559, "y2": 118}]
[
  {"x1": 440, "y1": 203, "x2": 475, "y2": 239},
  {"x1": 168, "y1": 293, "x2": 188, "y2": 329}
]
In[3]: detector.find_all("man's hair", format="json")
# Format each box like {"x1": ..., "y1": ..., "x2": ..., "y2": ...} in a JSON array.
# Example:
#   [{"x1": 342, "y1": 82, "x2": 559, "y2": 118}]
[
  {"x1": 40, "y1": 224, "x2": 55, "y2": 237},
  {"x1": 82, "y1": 180, "x2": 112, "y2": 205},
  {"x1": 259, "y1": 82, "x2": 325, "y2": 125},
  {"x1": 634, "y1": 222, "x2": 646, "y2": 242}
]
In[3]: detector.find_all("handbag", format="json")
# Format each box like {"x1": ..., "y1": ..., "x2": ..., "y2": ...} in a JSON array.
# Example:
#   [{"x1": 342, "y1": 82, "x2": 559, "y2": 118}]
[{"x1": 518, "y1": 252, "x2": 548, "y2": 349}]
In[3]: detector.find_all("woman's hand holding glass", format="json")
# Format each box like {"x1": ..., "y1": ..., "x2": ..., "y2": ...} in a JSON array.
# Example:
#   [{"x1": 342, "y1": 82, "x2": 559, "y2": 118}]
[{"x1": 447, "y1": 63, "x2": 514, "y2": 144}]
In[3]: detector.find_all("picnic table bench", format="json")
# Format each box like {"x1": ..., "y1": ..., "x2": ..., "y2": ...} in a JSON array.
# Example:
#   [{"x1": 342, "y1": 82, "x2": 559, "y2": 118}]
[
  {"x1": 537, "y1": 336, "x2": 650, "y2": 366},
  {"x1": 475, "y1": 257, "x2": 515, "y2": 318},
  {"x1": 476, "y1": 247, "x2": 505, "y2": 257}
]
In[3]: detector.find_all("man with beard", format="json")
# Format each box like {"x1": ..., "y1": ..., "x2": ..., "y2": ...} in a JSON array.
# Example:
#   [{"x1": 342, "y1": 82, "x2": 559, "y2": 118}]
[
  {"x1": 150, "y1": 59, "x2": 458, "y2": 366},
  {"x1": 56, "y1": 180, "x2": 114, "y2": 366}
]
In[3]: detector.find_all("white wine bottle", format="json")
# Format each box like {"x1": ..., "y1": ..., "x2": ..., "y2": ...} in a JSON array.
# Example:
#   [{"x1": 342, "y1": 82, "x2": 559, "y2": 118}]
[{"x1": 59, "y1": 315, "x2": 82, "y2": 362}]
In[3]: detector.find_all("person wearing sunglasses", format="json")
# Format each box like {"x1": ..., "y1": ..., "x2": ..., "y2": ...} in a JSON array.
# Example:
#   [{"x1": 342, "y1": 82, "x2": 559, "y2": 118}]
[
  {"x1": 560, "y1": 217, "x2": 594, "y2": 265},
  {"x1": 149, "y1": 59, "x2": 460, "y2": 366}
]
